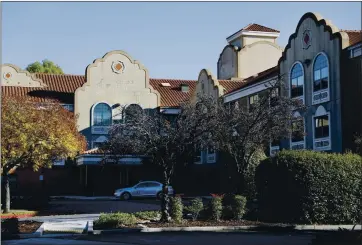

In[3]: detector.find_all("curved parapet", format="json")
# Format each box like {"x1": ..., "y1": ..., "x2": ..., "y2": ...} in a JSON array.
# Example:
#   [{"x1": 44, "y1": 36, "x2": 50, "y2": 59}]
[{"x1": 1, "y1": 64, "x2": 46, "y2": 87}]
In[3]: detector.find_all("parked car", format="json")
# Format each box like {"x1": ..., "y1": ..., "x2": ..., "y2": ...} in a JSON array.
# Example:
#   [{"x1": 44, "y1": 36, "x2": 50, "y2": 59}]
[{"x1": 114, "y1": 181, "x2": 174, "y2": 200}]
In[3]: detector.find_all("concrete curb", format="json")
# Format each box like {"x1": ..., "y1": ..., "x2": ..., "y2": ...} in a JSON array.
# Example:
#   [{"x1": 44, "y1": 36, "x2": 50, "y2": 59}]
[{"x1": 91, "y1": 224, "x2": 362, "y2": 235}]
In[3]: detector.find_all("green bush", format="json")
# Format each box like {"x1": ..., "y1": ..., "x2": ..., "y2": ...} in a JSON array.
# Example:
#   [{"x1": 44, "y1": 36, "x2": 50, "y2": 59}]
[
  {"x1": 93, "y1": 212, "x2": 138, "y2": 229},
  {"x1": 233, "y1": 195, "x2": 247, "y2": 220},
  {"x1": 186, "y1": 198, "x2": 203, "y2": 221},
  {"x1": 256, "y1": 150, "x2": 362, "y2": 224},
  {"x1": 133, "y1": 211, "x2": 160, "y2": 221},
  {"x1": 210, "y1": 196, "x2": 223, "y2": 221},
  {"x1": 170, "y1": 196, "x2": 183, "y2": 223},
  {"x1": 244, "y1": 149, "x2": 266, "y2": 201}
]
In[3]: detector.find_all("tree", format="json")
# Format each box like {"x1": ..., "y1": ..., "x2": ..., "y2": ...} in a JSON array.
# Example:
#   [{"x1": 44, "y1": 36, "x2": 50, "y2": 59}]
[
  {"x1": 1, "y1": 97, "x2": 86, "y2": 213},
  {"x1": 194, "y1": 75, "x2": 305, "y2": 194},
  {"x1": 102, "y1": 103, "x2": 209, "y2": 222},
  {"x1": 26, "y1": 59, "x2": 64, "y2": 74}
]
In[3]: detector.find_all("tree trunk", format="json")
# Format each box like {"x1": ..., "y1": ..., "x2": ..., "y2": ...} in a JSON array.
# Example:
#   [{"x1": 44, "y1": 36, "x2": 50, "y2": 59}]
[
  {"x1": 3, "y1": 174, "x2": 11, "y2": 213},
  {"x1": 160, "y1": 170, "x2": 171, "y2": 222}
]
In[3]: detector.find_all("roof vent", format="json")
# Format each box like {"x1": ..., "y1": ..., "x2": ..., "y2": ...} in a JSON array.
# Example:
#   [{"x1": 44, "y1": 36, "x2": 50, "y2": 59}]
[
  {"x1": 161, "y1": 83, "x2": 171, "y2": 87},
  {"x1": 181, "y1": 84, "x2": 189, "y2": 93}
]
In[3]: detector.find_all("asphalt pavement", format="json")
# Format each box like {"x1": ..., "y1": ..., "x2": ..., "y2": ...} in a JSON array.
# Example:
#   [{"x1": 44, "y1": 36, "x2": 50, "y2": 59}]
[{"x1": 3, "y1": 232, "x2": 315, "y2": 245}]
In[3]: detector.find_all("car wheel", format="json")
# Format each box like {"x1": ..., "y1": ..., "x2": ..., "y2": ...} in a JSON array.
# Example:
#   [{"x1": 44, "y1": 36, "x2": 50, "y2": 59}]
[
  {"x1": 121, "y1": 192, "x2": 131, "y2": 201},
  {"x1": 156, "y1": 192, "x2": 163, "y2": 200}
]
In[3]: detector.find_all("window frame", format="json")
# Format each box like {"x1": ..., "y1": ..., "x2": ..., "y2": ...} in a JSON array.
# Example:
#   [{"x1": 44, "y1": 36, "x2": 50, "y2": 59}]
[
  {"x1": 312, "y1": 105, "x2": 331, "y2": 151},
  {"x1": 289, "y1": 61, "x2": 305, "y2": 104},
  {"x1": 289, "y1": 111, "x2": 306, "y2": 150},
  {"x1": 312, "y1": 52, "x2": 330, "y2": 105},
  {"x1": 92, "y1": 102, "x2": 113, "y2": 127}
]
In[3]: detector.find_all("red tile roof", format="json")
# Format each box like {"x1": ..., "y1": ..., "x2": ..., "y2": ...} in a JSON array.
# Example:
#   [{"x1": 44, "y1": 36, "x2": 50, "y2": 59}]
[
  {"x1": 224, "y1": 66, "x2": 279, "y2": 95},
  {"x1": 227, "y1": 23, "x2": 280, "y2": 40},
  {"x1": 149, "y1": 79, "x2": 196, "y2": 107},
  {"x1": 1, "y1": 73, "x2": 198, "y2": 107},
  {"x1": 341, "y1": 30, "x2": 362, "y2": 47},
  {"x1": 242, "y1": 23, "x2": 280, "y2": 33},
  {"x1": 219, "y1": 80, "x2": 245, "y2": 92}
]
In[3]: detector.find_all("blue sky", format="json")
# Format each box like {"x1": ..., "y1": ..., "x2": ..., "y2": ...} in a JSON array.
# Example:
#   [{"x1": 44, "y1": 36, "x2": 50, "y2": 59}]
[{"x1": 2, "y1": 2, "x2": 361, "y2": 80}]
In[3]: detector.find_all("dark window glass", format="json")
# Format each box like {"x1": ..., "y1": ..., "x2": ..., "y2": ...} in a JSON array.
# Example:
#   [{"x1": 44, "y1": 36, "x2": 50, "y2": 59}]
[
  {"x1": 93, "y1": 103, "x2": 112, "y2": 126},
  {"x1": 315, "y1": 115, "x2": 329, "y2": 138},
  {"x1": 249, "y1": 94, "x2": 259, "y2": 111},
  {"x1": 313, "y1": 54, "x2": 329, "y2": 92},
  {"x1": 290, "y1": 63, "x2": 304, "y2": 98},
  {"x1": 148, "y1": 183, "x2": 160, "y2": 187},
  {"x1": 125, "y1": 104, "x2": 143, "y2": 122},
  {"x1": 292, "y1": 119, "x2": 304, "y2": 142}
]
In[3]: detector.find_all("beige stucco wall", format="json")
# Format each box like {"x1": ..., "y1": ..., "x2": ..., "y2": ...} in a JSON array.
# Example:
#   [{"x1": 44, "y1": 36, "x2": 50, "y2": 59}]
[
  {"x1": 194, "y1": 69, "x2": 223, "y2": 100},
  {"x1": 0, "y1": 64, "x2": 46, "y2": 87},
  {"x1": 238, "y1": 41, "x2": 282, "y2": 79},
  {"x1": 74, "y1": 50, "x2": 160, "y2": 133},
  {"x1": 217, "y1": 45, "x2": 238, "y2": 80},
  {"x1": 242, "y1": 36, "x2": 277, "y2": 46}
]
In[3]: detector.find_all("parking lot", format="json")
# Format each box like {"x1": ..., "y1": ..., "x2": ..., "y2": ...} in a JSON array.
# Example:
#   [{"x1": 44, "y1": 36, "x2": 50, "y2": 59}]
[{"x1": 46, "y1": 199, "x2": 161, "y2": 215}]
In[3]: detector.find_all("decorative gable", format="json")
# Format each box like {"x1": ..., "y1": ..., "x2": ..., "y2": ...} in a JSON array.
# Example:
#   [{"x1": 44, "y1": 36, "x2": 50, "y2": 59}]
[{"x1": 1, "y1": 64, "x2": 46, "y2": 88}]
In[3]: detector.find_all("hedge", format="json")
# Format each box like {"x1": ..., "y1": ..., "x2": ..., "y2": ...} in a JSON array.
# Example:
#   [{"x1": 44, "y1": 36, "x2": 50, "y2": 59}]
[{"x1": 256, "y1": 150, "x2": 362, "y2": 224}]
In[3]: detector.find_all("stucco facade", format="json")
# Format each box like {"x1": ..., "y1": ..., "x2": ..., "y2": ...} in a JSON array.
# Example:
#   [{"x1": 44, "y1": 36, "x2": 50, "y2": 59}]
[
  {"x1": 279, "y1": 12, "x2": 351, "y2": 153},
  {"x1": 217, "y1": 26, "x2": 283, "y2": 80},
  {"x1": 74, "y1": 51, "x2": 161, "y2": 148}
]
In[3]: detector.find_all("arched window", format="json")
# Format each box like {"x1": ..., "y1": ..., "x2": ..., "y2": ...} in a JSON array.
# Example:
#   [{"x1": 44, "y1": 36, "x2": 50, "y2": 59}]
[
  {"x1": 124, "y1": 104, "x2": 143, "y2": 122},
  {"x1": 290, "y1": 111, "x2": 305, "y2": 150},
  {"x1": 313, "y1": 105, "x2": 331, "y2": 150},
  {"x1": 290, "y1": 63, "x2": 304, "y2": 99},
  {"x1": 313, "y1": 54, "x2": 329, "y2": 92},
  {"x1": 93, "y1": 103, "x2": 112, "y2": 126}
]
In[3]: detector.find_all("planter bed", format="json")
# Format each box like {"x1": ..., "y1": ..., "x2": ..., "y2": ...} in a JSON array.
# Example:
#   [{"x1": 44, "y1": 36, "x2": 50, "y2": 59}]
[
  {"x1": 93, "y1": 219, "x2": 296, "y2": 231},
  {"x1": 1, "y1": 220, "x2": 42, "y2": 234}
]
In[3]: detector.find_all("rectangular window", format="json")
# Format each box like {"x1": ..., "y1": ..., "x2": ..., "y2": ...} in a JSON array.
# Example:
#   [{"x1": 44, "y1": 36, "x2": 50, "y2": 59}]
[
  {"x1": 352, "y1": 47, "x2": 362, "y2": 58},
  {"x1": 249, "y1": 94, "x2": 259, "y2": 111},
  {"x1": 291, "y1": 77, "x2": 303, "y2": 98},
  {"x1": 292, "y1": 119, "x2": 304, "y2": 142},
  {"x1": 194, "y1": 145, "x2": 202, "y2": 164},
  {"x1": 314, "y1": 115, "x2": 329, "y2": 139},
  {"x1": 270, "y1": 88, "x2": 279, "y2": 107}
]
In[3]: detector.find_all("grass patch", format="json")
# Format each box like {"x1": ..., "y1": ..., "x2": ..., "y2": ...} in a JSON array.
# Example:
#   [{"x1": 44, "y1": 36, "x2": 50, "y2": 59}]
[
  {"x1": 133, "y1": 211, "x2": 160, "y2": 221},
  {"x1": 93, "y1": 212, "x2": 139, "y2": 229}
]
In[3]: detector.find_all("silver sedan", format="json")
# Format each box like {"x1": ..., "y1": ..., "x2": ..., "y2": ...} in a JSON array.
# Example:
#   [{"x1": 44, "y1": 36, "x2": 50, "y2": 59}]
[{"x1": 114, "y1": 181, "x2": 174, "y2": 200}]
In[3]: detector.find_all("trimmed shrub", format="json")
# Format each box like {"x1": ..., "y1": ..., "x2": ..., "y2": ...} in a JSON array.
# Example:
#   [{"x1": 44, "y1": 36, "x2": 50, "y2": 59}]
[
  {"x1": 186, "y1": 198, "x2": 203, "y2": 221},
  {"x1": 133, "y1": 211, "x2": 160, "y2": 221},
  {"x1": 210, "y1": 196, "x2": 223, "y2": 221},
  {"x1": 256, "y1": 150, "x2": 362, "y2": 224},
  {"x1": 244, "y1": 149, "x2": 267, "y2": 201},
  {"x1": 93, "y1": 212, "x2": 138, "y2": 229},
  {"x1": 170, "y1": 196, "x2": 183, "y2": 223},
  {"x1": 233, "y1": 195, "x2": 247, "y2": 220}
]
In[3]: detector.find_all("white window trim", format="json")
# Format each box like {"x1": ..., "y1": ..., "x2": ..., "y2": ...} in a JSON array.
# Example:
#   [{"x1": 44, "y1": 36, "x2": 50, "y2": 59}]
[
  {"x1": 289, "y1": 111, "x2": 306, "y2": 150},
  {"x1": 349, "y1": 43, "x2": 362, "y2": 58},
  {"x1": 289, "y1": 61, "x2": 305, "y2": 105},
  {"x1": 206, "y1": 148, "x2": 216, "y2": 163},
  {"x1": 270, "y1": 144, "x2": 280, "y2": 156},
  {"x1": 312, "y1": 106, "x2": 332, "y2": 151},
  {"x1": 312, "y1": 52, "x2": 330, "y2": 105}
]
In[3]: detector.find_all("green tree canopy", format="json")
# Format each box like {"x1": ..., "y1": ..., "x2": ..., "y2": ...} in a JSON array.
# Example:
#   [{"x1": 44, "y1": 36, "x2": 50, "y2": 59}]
[
  {"x1": 1, "y1": 97, "x2": 86, "y2": 212},
  {"x1": 26, "y1": 59, "x2": 64, "y2": 74}
]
